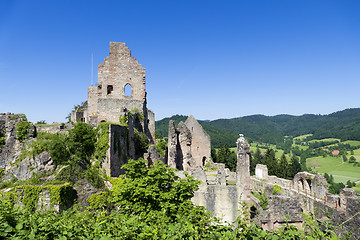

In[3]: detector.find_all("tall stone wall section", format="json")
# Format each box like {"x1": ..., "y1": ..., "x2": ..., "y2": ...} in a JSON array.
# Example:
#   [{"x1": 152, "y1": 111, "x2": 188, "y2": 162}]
[
  {"x1": 167, "y1": 116, "x2": 211, "y2": 170},
  {"x1": 185, "y1": 116, "x2": 211, "y2": 167},
  {"x1": 103, "y1": 123, "x2": 135, "y2": 177}
]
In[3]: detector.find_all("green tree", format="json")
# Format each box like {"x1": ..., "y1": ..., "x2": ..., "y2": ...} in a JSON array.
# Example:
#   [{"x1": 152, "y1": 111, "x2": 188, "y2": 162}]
[
  {"x1": 16, "y1": 121, "x2": 32, "y2": 142},
  {"x1": 265, "y1": 149, "x2": 278, "y2": 176},
  {"x1": 289, "y1": 155, "x2": 301, "y2": 178},
  {"x1": 48, "y1": 133, "x2": 70, "y2": 165},
  {"x1": 250, "y1": 148, "x2": 262, "y2": 175},
  {"x1": 278, "y1": 153, "x2": 289, "y2": 179},
  {"x1": 349, "y1": 156, "x2": 356, "y2": 163},
  {"x1": 67, "y1": 122, "x2": 96, "y2": 162},
  {"x1": 211, "y1": 145, "x2": 217, "y2": 162},
  {"x1": 134, "y1": 129, "x2": 149, "y2": 156},
  {"x1": 342, "y1": 155, "x2": 348, "y2": 162},
  {"x1": 111, "y1": 158, "x2": 201, "y2": 222},
  {"x1": 216, "y1": 144, "x2": 237, "y2": 171}
]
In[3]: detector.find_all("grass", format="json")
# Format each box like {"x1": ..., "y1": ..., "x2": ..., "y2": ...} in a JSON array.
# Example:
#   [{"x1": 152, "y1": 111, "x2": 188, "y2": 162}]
[
  {"x1": 307, "y1": 138, "x2": 340, "y2": 144},
  {"x1": 307, "y1": 156, "x2": 360, "y2": 184},
  {"x1": 342, "y1": 140, "x2": 360, "y2": 147},
  {"x1": 353, "y1": 184, "x2": 360, "y2": 194},
  {"x1": 293, "y1": 134, "x2": 312, "y2": 141}
]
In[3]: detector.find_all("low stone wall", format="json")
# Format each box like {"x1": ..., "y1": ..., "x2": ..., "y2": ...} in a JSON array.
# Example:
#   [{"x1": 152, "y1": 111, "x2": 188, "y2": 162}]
[
  {"x1": 36, "y1": 123, "x2": 72, "y2": 134},
  {"x1": 1, "y1": 183, "x2": 76, "y2": 211},
  {"x1": 251, "y1": 164, "x2": 360, "y2": 237}
]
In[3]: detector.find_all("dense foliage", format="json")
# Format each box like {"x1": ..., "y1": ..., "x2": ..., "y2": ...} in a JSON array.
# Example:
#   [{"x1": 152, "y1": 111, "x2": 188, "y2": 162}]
[
  {"x1": 324, "y1": 173, "x2": 346, "y2": 194},
  {"x1": 0, "y1": 159, "x2": 346, "y2": 239},
  {"x1": 250, "y1": 148, "x2": 302, "y2": 179},
  {"x1": 16, "y1": 121, "x2": 32, "y2": 142},
  {"x1": 156, "y1": 108, "x2": 360, "y2": 147},
  {"x1": 212, "y1": 144, "x2": 237, "y2": 171}
]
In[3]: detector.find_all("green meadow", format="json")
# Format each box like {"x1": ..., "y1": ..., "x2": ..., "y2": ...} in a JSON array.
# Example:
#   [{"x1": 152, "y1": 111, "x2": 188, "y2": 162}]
[{"x1": 307, "y1": 156, "x2": 360, "y2": 184}]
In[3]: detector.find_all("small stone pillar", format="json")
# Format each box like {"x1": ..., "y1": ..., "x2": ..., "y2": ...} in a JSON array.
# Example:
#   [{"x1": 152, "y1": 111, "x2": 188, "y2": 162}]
[
  {"x1": 236, "y1": 134, "x2": 251, "y2": 205},
  {"x1": 167, "y1": 120, "x2": 177, "y2": 168}
]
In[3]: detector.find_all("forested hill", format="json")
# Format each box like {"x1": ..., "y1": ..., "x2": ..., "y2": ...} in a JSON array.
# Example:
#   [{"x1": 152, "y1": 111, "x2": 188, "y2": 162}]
[{"x1": 155, "y1": 108, "x2": 360, "y2": 148}]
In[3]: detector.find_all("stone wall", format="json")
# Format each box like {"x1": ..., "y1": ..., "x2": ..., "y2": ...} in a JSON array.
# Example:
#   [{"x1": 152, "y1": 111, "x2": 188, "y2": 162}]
[
  {"x1": 167, "y1": 116, "x2": 210, "y2": 171},
  {"x1": 102, "y1": 123, "x2": 135, "y2": 177},
  {"x1": 190, "y1": 134, "x2": 251, "y2": 224},
  {"x1": 71, "y1": 42, "x2": 155, "y2": 143},
  {"x1": 36, "y1": 123, "x2": 72, "y2": 134},
  {"x1": 185, "y1": 115, "x2": 211, "y2": 167},
  {"x1": 251, "y1": 164, "x2": 360, "y2": 236}
]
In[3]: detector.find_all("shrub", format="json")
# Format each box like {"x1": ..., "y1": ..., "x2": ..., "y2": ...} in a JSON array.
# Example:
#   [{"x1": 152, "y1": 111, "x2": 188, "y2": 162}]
[
  {"x1": 134, "y1": 129, "x2": 149, "y2": 156},
  {"x1": 16, "y1": 121, "x2": 31, "y2": 142}
]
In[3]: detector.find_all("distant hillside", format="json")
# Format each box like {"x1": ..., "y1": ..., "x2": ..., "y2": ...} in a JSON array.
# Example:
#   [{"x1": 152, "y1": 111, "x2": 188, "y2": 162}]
[{"x1": 155, "y1": 108, "x2": 360, "y2": 148}]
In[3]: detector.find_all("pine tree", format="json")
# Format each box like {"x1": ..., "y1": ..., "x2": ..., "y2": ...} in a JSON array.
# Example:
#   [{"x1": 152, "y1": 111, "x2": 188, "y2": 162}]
[
  {"x1": 278, "y1": 153, "x2": 289, "y2": 179},
  {"x1": 289, "y1": 155, "x2": 301, "y2": 178},
  {"x1": 265, "y1": 149, "x2": 278, "y2": 176},
  {"x1": 250, "y1": 148, "x2": 262, "y2": 175}
]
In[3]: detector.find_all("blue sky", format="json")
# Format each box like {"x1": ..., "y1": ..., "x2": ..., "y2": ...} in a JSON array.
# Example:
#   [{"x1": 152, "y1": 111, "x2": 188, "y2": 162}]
[{"x1": 1, "y1": 0, "x2": 359, "y2": 123}]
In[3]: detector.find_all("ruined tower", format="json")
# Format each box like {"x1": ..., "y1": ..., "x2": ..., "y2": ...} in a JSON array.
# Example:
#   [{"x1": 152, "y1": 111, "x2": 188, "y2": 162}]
[{"x1": 71, "y1": 42, "x2": 155, "y2": 142}]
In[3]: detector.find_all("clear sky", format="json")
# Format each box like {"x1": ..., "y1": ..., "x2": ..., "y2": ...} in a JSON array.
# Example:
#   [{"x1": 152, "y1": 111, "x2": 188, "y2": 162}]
[{"x1": 1, "y1": 0, "x2": 359, "y2": 123}]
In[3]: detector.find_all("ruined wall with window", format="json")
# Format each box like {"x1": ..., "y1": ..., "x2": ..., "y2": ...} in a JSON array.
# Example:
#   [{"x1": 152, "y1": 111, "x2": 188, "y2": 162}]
[
  {"x1": 71, "y1": 42, "x2": 155, "y2": 142},
  {"x1": 251, "y1": 164, "x2": 360, "y2": 237}
]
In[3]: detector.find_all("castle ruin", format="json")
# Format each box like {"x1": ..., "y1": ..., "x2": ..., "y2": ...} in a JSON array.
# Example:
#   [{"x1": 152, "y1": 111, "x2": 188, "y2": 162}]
[{"x1": 71, "y1": 42, "x2": 155, "y2": 142}]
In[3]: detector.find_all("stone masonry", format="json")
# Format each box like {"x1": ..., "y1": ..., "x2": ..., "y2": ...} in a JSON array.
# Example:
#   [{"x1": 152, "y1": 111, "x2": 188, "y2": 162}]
[
  {"x1": 191, "y1": 134, "x2": 251, "y2": 223},
  {"x1": 167, "y1": 116, "x2": 211, "y2": 170},
  {"x1": 251, "y1": 164, "x2": 360, "y2": 237},
  {"x1": 71, "y1": 42, "x2": 155, "y2": 142}
]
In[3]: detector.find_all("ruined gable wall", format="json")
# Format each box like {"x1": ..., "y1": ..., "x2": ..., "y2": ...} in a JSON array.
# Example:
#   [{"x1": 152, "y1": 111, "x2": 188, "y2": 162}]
[
  {"x1": 84, "y1": 42, "x2": 147, "y2": 125},
  {"x1": 97, "y1": 42, "x2": 145, "y2": 101},
  {"x1": 184, "y1": 116, "x2": 211, "y2": 167}
]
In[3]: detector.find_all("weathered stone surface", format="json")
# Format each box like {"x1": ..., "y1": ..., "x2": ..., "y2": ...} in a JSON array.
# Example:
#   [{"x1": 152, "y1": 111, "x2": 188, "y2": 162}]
[
  {"x1": 191, "y1": 135, "x2": 251, "y2": 224},
  {"x1": 73, "y1": 179, "x2": 100, "y2": 207},
  {"x1": 36, "y1": 123, "x2": 72, "y2": 134},
  {"x1": 102, "y1": 124, "x2": 134, "y2": 177},
  {"x1": 236, "y1": 134, "x2": 251, "y2": 205},
  {"x1": 177, "y1": 121, "x2": 193, "y2": 171},
  {"x1": 0, "y1": 113, "x2": 27, "y2": 169},
  {"x1": 167, "y1": 120, "x2": 177, "y2": 168},
  {"x1": 3, "y1": 151, "x2": 53, "y2": 181},
  {"x1": 71, "y1": 42, "x2": 155, "y2": 143},
  {"x1": 166, "y1": 116, "x2": 210, "y2": 171},
  {"x1": 143, "y1": 145, "x2": 161, "y2": 166},
  {"x1": 255, "y1": 164, "x2": 268, "y2": 180},
  {"x1": 184, "y1": 115, "x2": 211, "y2": 167}
]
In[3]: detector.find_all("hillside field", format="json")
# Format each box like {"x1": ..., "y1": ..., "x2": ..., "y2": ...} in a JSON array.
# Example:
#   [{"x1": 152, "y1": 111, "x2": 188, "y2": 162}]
[{"x1": 307, "y1": 156, "x2": 360, "y2": 183}]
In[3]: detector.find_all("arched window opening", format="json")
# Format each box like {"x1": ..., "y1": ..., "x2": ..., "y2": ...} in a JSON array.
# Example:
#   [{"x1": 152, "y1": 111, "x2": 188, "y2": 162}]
[
  {"x1": 202, "y1": 156, "x2": 207, "y2": 166},
  {"x1": 298, "y1": 178, "x2": 305, "y2": 191},
  {"x1": 107, "y1": 85, "x2": 113, "y2": 95},
  {"x1": 100, "y1": 120, "x2": 106, "y2": 123},
  {"x1": 124, "y1": 83, "x2": 132, "y2": 96},
  {"x1": 306, "y1": 179, "x2": 312, "y2": 192}
]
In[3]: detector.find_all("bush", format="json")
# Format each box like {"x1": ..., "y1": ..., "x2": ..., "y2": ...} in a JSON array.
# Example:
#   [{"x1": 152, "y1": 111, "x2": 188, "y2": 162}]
[
  {"x1": 155, "y1": 138, "x2": 167, "y2": 157},
  {"x1": 16, "y1": 121, "x2": 31, "y2": 142},
  {"x1": 134, "y1": 129, "x2": 149, "y2": 156}
]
